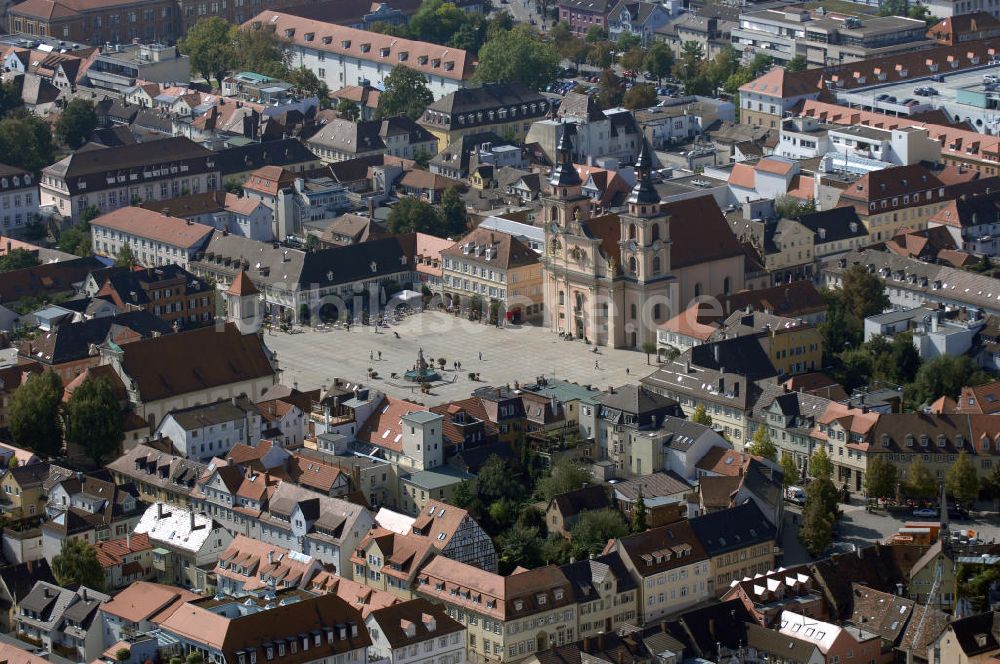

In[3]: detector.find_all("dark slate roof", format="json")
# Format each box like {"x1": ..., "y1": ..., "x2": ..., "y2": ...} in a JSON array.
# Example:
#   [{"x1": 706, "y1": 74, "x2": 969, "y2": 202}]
[
  {"x1": 99, "y1": 264, "x2": 212, "y2": 307},
  {"x1": 421, "y1": 83, "x2": 550, "y2": 131},
  {"x1": 688, "y1": 500, "x2": 775, "y2": 556},
  {"x1": 0, "y1": 559, "x2": 55, "y2": 604},
  {"x1": 745, "y1": 623, "x2": 819, "y2": 662},
  {"x1": 560, "y1": 551, "x2": 637, "y2": 603},
  {"x1": 298, "y1": 236, "x2": 412, "y2": 288},
  {"x1": 598, "y1": 384, "x2": 679, "y2": 416},
  {"x1": 949, "y1": 612, "x2": 1000, "y2": 657},
  {"x1": 20, "y1": 311, "x2": 173, "y2": 366},
  {"x1": 550, "y1": 485, "x2": 612, "y2": 519},
  {"x1": 214, "y1": 138, "x2": 319, "y2": 176},
  {"x1": 809, "y1": 544, "x2": 910, "y2": 619},
  {"x1": 0, "y1": 257, "x2": 104, "y2": 304},
  {"x1": 663, "y1": 599, "x2": 752, "y2": 657},
  {"x1": 690, "y1": 335, "x2": 778, "y2": 382},
  {"x1": 797, "y1": 207, "x2": 868, "y2": 243}
]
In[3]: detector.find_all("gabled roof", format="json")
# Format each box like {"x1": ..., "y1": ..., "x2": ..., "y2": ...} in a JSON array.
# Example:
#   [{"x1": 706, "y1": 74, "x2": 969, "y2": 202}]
[
  {"x1": 100, "y1": 581, "x2": 197, "y2": 624},
  {"x1": 90, "y1": 207, "x2": 214, "y2": 250},
  {"x1": 689, "y1": 500, "x2": 775, "y2": 556},
  {"x1": 356, "y1": 396, "x2": 426, "y2": 453},
  {"x1": 548, "y1": 485, "x2": 612, "y2": 520},
  {"x1": 367, "y1": 599, "x2": 464, "y2": 648},
  {"x1": 116, "y1": 322, "x2": 275, "y2": 403}
]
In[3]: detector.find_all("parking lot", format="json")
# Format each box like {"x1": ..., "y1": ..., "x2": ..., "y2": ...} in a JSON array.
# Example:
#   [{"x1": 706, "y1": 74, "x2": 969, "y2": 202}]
[
  {"x1": 780, "y1": 498, "x2": 1000, "y2": 565},
  {"x1": 265, "y1": 311, "x2": 648, "y2": 405}
]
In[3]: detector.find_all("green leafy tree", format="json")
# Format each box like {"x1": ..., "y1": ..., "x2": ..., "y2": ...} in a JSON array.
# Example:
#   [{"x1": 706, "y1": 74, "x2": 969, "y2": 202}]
[
  {"x1": 616, "y1": 32, "x2": 641, "y2": 52},
  {"x1": 810, "y1": 447, "x2": 834, "y2": 481},
  {"x1": 232, "y1": 27, "x2": 291, "y2": 78},
  {"x1": 186, "y1": 653, "x2": 204, "y2": 664},
  {"x1": 631, "y1": 489, "x2": 648, "y2": 533},
  {"x1": 58, "y1": 219, "x2": 93, "y2": 257},
  {"x1": 639, "y1": 340, "x2": 657, "y2": 364},
  {"x1": 748, "y1": 53, "x2": 775, "y2": 76},
  {"x1": 620, "y1": 48, "x2": 645, "y2": 76},
  {"x1": 537, "y1": 459, "x2": 592, "y2": 501},
  {"x1": 0, "y1": 79, "x2": 23, "y2": 117},
  {"x1": 644, "y1": 42, "x2": 674, "y2": 84},
  {"x1": 587, "y1": 42, "x2": 614, "y2": 70},
  {"x1": 780, "y1": 453, "x2": 799, "y2": 488},
  {"x1": 413, "y1": 147, "x2": 432, "y2": 169},
  {"x1": 570, "y1": 509, "x2": 628, "y2": 558},
  {"x1": 879, "y1": 0, "x2": 907, "y2": 15},
  {"x1": 0, "y1": 114, "x2": 55, "y2": 174},
  {"x1": 597, "y1": 68, "x2": 625, "y2": 109},
  {"x1": 64, "y1": 376, "x2": 124, "y2": 465},
  {"x1": 0, "y1": 248, "x2": 40, "y2": 273},
  {"x1": 178, "y1": 17, "x2": 236, "y2": 86},
  {"x1": 946, "y1": 451, "x2": 979, "y2": 505},
  {"x1": 497, "y1": 524, "x2": 543, "y2": 573},
  {"x1": 909, "y1": 354, "x2": 988, "y2": 407},
  {"x1": 475, "y1": 25, "x2": 559, "y2": 90},
  {"x1": 114, "y1": 243, "x2": 138, "y2": 268},
  {"x1": 287, "y1": 67, "x2": 330, "y2": 103},
  {"x1": 541, "y1": 535, "x2": 574, "y2": 565},
  {"x1": 336, "y1": 99, "x2": 360, "y2": 121},
  {"x1": 981, "y1": 461, "x2": 1000, "y2": 509},
  {"x1": 905, "y1": 455, "x2": 937, "y2": 499},
  {"x1": 839, "y1": 264, "x2": 890, "y2": 320},
  {"x1": 387, "y1": 197, "x2": 443, "y2": 235},
  {"x1": 377, "y1": 66, "x2": 435, "y2": 120},
  {"x1": 52, "y1": 538, "x2": 104, "y2": 591},
  {"x1": 786, "y1": 55, "x2": 808, "y2": 72},
  {"x1": 9, "y1": 371, "x2": 63, "y2": 456},
  {"x1": 864, "y1": 454, "x2": 898, "y2": 500},
  {"x1": 304, "y1": 234, "x2": 321, "y2": 252},
  {"x1": 747, "y1": 425, "x2": 778, "y2": 461},
  {"x1": 774, "y1": 195, "x2": 816, "y2": 219},
  {"x1": 585, "y1": 26, "x2": 607, "y2": 42},
  {"x1": 623, "y1": 83, "x2": 658, "y2": 110},
  {"x1": 561, "y1": 38, "x2": 591, "y2": 70},
  {"x1": 410, "y1": 0, "x2": 481, "y2": 48},
  {"x1": 549, "y1": 21, "x2": 572, "y2": 47},
  {"x1": 799, "y1": 488, "x2": 835, "y2": 556},
  {"x1": 439, "y1": 187, "x2": 468, "y2": 238},
  {"x1": 56, "y1": 99, "x2": 98, "y2": 150},
  {"x1": 674, "y1": 41, "x2": 705, "y2": 85},
  {"x1": 115, "y1": 649, "x2": 131, "y2": 663},
  {"x1": 691, "y1": 404, "x2": 712, "y2": 426}
]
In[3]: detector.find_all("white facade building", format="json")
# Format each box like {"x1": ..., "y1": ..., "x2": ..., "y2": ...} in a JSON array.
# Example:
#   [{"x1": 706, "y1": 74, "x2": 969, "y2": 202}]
[{"x1": 153, "y1": 398, "x2": 262, "y2": 461}]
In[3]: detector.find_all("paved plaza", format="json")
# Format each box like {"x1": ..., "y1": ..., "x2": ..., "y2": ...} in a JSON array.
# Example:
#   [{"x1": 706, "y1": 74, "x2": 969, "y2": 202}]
[{"x1": 264, "y1": 311, "x2": 652, "y2": 405}]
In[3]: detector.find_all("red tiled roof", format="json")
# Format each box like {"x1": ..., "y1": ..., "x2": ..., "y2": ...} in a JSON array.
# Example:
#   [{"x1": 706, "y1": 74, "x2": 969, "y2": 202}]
[
  {"x1": 227, "y1": 269, "x2": 259, "y2": 296},
  {"x1": 94, "y1": 532, "x2": 152, "y2": 567},
  {"x1": 357, "y1": 397, "x2": 426, "y2": 452},
  {"x1": 729, "y1": 162, "x2": 756, "y2": 190},
  {"x1": 91, "y1": 207, "x2": 214, "y2": 249}
]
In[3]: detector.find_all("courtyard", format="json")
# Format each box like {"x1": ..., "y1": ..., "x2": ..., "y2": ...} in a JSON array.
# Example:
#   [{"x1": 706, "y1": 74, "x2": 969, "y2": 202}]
[{"x1": 264, "y1": 311, "x2": 652, "y2": 405}]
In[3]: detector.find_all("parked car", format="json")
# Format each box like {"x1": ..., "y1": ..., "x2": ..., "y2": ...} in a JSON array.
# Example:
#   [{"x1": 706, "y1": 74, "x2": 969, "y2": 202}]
[
  {"x1": 948, "y1": 506, "x2": 969, "y2": 520},
  {"x1": 913, "y1": 507, "x2": 939, "y2": 517},
  {"x1": 931, "y1": 73, "x2": 945, "y2": 82},
  {"x1": 785, "y1": 486, "x2": 806, "y2": 505},
  {"x1": 875, "y1": 93, "x2": 890, "y2": 101}
]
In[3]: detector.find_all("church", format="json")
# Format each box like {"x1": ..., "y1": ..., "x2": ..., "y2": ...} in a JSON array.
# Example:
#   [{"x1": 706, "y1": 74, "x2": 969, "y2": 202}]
[{"x1": 540, "y1": 126, "x2": 746, "y2": 349}]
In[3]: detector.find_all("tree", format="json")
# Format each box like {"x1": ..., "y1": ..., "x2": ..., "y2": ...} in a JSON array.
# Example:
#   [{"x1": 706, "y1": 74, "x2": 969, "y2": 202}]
[
  {"x1": 178, "y1": 17, "x2": 235, "y2": 86},
  {"x1": 674, "y1": 41, "x2": 705, "y2": 86},
  {"x1": 336, "y1": 98, "x2": 360, "y2": 121},
  {"x1": 616, "y1": 32, "x2": 641, "y2": 52},
  {"x1": 799, "y1": 491, "x2": 835, "y2": 556},
  {"x1": 620, "y1": 48, "x2": 645, "y2": 75},
  {"x1": 864, "y1": 454, "x2": 898, "y2": 500},
  {"x1": 549, "y1": 21, "x2": 572, "y2": 47},
  {"x1": 786, "y1": 55, "x2": 808, "y2": 72},
  {"x1": 56, "y1": 99, "x2": 98, "y2": 150},
  {"x1": 747, "y1": 425, "x2": 778, "y2": 462},
  {"x1": 585, "y1": 26, "x2": 607, "y2": 42},
  {"x1": 909, "y1": 355, "x2": 988, "y2": 407},
  {"x1": 561, "y1": 38, "x2": 591, "y2": 70},
  {"x1": 0, "y1": 114, "x2": 55, "y2": 174},
  {"x1": 115, "y1": 649, "x2": 131, "y2": 663},
  {"x1": 58, "y1": 219, "x2": 92, "y2": 257},
  {"x1": 304, "y1": 234, "x2": 321, "y2": 252},
  {"x1": 946, "y1": 451, "x2": 979, "y2": 505},
  {"x1": 597, "y1": 68, "x2": 625, "y2": 109},
  {"x1": 640, "y1": 340, "x2": 657, "y2": 364},
  {"x1": 0, "y1": 248, "x2": 40, "y2": 273},
  {"x1": 377, "y1": 66, "x2": 434, "y2": 120},
  {"x1": 774, "y1": 195, "x2": 816, "y2": 219},
  {"x1": 537, "y1": 459, "x2": 592, "y2": 500},
  {"x1": 387, "y1": 197, "x2": 445, "y2": 235},
  {"x1": 810, "y1": 447, "x2": 833, "y2": 481},
  {"x1": 839, "y1": 264, "x2": 890, "y2": 320},
  {"x1": 0, "y1": 79, "x2": 23, "y2": 117},
  {"x1": 114, "y1": 243, "x2": 138, "y2": 268},
  {"x1": 631, "y1": 489, "x2": 648, "y2": 533},
  {"x1": 780, "y1": 453, "x2": 799, "y2": 488},
  {"x1": 287, "y1": 67, "x2": 330, "y2": 103},
  {"x1": 981, "y1": 461, "x2": 1000, "y2": 509},
  {"x1": 413, "y1": 147, "x2": 432, "y2": 169},
  {"x1": 570, "y1": 509, "x2": 628, "y2": 558},
  {"x1": 231, "y1": 27, "x2": 290, "y2": 78},
  {"x1": 64, "y1": 376, "x2": 124, "y2": 465},
  {"x1": 497, "y1": 524, "x2": 543, "y2": 573},
  {"x1": 52, "y1": 539, "x2": 104, "y2": 591},
  {"x1": 644, "y1": 42, "x2": 674, "y2": 84},
  {"x1": 475, "y1": 25, "x2": 560, "y2": 90},
  {"x1": 186, "y1": 653, "x2": 204, "y2": 664},
  {"x1": 9, "y1": 371, "x2": 63, "y2": 456},
  {"x1": 905, "y1": 455, "x2": 937, "y2": 499},
  {"x1": 691, "y1": 404, "x2": 712, "y2": 426},
  {"x1": 623, "y1": 84, "x2": 658, "y2": 110},
  {"x1": 879, "y1": 0, "x2": 907, "y2": 15},
  {"x1": 587, "y1": 42, "x2": 614, "y2": 70},
  {"x1": 439, "y1": 187, "x2": 468, "y2": 238}
]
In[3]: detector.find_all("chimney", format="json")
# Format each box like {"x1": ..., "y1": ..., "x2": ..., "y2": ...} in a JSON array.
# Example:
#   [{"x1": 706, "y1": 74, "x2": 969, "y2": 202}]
[
  {"x1": 268, "y1": 550, "x2": 274, "y2": 564},
  {"x1": 82, "y1": 588, "x2": 88, "y2": 601},
  {"x1": 156, "y1": 503, "x2": 163, "y2": 519},
  {"x1": 713, "y1": 344, "x2": 720, "y2": 363},
  {"x1": 189, "y1": 509, "x2": 196, "y2": 531},
  {"x1": 126, "y1": 531, "x2": 130, "y2": 550}
]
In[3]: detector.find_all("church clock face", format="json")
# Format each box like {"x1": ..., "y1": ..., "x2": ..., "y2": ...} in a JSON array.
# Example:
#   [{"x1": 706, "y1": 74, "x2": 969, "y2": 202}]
[{"x1": 627, "y1": 240, "x2": 637, "y2": 253}]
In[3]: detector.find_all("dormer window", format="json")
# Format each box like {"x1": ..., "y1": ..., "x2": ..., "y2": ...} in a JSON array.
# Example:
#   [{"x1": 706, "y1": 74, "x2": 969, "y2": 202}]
[
  {"x1": 398, "y1": 51, "x2": 408, "y2": 61},
  {"x1": 304, "y1": 32, "x2": 314, "y2": 41},
  {"x1": 444, "y1": 61, "x2": 454, "y2": 71},
  {"x1": 881, "y1": 434, "x2": 890, "y2": 448},
  {"x1": 418, "y1": 55, "x2": 428, "y2": 64},
  {"x1": 360, "y1": 43, "x2": 371, "y2": 53},
  {"x1": 514, "y1": 600, "x2": 523, "y2": 610},
  {"x1": 341, "y1": 39, "x2": 351, "y2": 48},
  {"x1": 431, "y1": 58, "x2": 440, "y2": 68},
  {"x1": 284, "y1": 28, "x2": 294, "y2": 38},
  {"x1": 937, "y1": 434, "x2": 947, "y2": 447},
  {"x1": 322, "y1": 36, "x2": 332, "y2": 44},
  {"x1": 380, "y1": 47, "x2": 390, "y2": 57},
  {"x1": 905, "y1": 434, "x2": 915, "y2": 447},
  {"x1": 920, "y1": 434, "x2": 929, "y2": 447}
]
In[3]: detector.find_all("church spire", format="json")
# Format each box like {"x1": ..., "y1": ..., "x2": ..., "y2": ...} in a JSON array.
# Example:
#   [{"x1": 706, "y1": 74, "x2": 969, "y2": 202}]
[
  {"x1": 549, "y1": 123, "x2": 582, "y2": 188},
  {"x1": 627, "y1": 139, "x2": 660, "y2": 206}
]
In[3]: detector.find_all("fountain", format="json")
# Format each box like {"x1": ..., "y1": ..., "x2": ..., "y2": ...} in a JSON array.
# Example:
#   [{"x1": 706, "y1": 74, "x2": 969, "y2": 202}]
[{"x1": 403, "y1": 347, "x2": 441, "y2": 383}]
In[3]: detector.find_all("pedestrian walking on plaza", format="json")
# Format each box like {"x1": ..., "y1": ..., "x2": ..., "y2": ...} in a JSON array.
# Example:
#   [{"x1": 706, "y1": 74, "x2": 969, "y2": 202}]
[
  {"x1": 370, "y1": 350, "x2": 373, "y2": 360},
  {"x1": 378, "y1": 351, "x2": 382, "y2": 360},
  {"x1": 595, "y1": 360, "x2": 599, "y2": 369},
  {"x1": 626, "y1": 367, "x2": 630, "y2": 375},
  {"x1": 479, "y1": 351, "x2": 483, "y2": 361}
]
